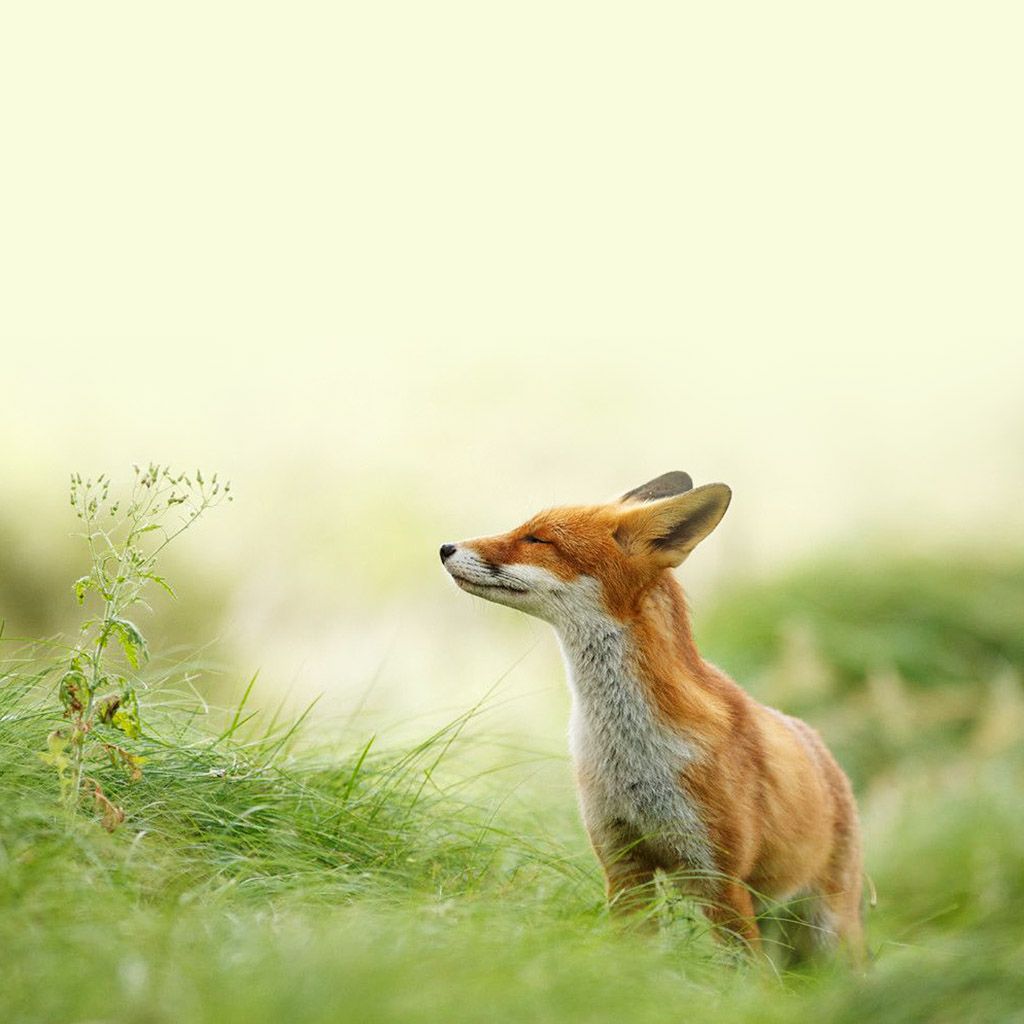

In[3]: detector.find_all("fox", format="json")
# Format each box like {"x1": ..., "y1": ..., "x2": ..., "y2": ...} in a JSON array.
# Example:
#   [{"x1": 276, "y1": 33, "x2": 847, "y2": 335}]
[{"x1": 440, "y1": 471, "x2": 864, "y2": 960}]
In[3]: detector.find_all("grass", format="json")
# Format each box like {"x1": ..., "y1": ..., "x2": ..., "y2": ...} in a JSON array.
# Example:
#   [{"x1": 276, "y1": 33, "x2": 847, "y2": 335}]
[{"x1": 2, "y1": 550, "x2": 1024, "y2": 1023}]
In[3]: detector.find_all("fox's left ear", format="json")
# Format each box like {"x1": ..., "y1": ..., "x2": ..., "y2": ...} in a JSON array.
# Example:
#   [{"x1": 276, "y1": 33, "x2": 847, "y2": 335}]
[
  {"x1": 614, "y1": 483, "x2": 731, "y2": 567},
  {"x1": 619, "y1": 470, "x2": 693, "y2": 504}
]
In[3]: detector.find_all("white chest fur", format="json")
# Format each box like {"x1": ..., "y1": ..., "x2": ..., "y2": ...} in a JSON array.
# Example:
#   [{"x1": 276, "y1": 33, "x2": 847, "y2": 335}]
[{"x1": 554, "y1": 593, "x2": 713, "y2": 872}]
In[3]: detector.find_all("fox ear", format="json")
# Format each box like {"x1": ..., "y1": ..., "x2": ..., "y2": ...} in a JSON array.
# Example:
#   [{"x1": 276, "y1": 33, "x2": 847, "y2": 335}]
[
  {"x1": 620, "y1": 471, "x2": 693, "y2": 504},
  {"x1": 614, "y1": 483, "x2": 731, "y2": 567}
]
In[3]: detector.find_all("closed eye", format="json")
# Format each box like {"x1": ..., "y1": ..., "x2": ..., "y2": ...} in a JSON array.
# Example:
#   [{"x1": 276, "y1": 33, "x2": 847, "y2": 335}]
[{"x1": 524, "y1": 534, "x2": 553, "y2": 545}]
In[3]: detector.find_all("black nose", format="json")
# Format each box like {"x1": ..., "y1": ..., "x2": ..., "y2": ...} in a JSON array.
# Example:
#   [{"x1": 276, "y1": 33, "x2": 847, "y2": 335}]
[{"x1": 439, "y1": 543, "x2": 457, "y2": 564}]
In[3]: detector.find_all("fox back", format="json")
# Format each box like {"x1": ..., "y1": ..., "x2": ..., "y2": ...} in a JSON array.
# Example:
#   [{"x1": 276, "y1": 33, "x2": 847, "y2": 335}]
[{"x1": 441, "y1": 472, "x2": 863, "y2": 961}]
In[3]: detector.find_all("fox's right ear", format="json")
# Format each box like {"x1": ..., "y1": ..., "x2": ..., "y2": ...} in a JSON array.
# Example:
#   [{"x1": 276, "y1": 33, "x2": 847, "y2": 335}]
[
  {"x1": 614, "y1": 483, "x2": 731, "y2": 567},
  {"x1": 619, "y1": 471, "x2": 693, "y2": 504}
]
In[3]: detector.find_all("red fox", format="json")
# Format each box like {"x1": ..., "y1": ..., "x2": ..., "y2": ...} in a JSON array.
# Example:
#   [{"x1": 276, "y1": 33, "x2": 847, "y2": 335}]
[{"x1": 441, "y1": 472, "x2": 864, "y2": 959}]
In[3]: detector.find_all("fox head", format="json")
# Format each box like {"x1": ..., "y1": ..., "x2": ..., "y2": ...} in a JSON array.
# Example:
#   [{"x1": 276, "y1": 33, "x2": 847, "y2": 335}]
[{"x1": 440, "y1": 472, "x2": 731, "y2": 626}]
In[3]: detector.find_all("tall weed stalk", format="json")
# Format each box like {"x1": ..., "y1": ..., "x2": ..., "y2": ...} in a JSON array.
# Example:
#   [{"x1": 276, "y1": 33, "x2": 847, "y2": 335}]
[{"x1": 42, "y1": 464, "x2": 229, "y2": 826}]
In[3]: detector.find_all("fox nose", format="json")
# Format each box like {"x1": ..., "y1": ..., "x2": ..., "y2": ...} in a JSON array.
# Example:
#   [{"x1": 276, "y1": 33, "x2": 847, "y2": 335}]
[{"x1": 439, "y1": 543, "x2": 457, "y2": 564}]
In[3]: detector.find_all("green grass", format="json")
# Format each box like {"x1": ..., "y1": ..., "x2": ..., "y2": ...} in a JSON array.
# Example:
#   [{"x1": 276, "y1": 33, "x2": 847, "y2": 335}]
[
  {"x1": 699, "y1": 550, "x2": 1024, "y2": 694},
  {"x1": 2, "y1": 551, "x2": 1024, "y2": 1024}
]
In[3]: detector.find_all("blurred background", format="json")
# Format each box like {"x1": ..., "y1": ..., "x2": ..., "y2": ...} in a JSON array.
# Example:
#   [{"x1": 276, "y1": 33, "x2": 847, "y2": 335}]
[{"x1": 2, "y1": 2, "x2": 1022, "y2": 753}]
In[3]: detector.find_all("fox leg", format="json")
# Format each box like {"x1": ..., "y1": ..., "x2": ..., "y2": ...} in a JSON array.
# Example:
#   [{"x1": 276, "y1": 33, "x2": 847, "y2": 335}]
[
  {"x1": 702, "y1": 881, "x2": 762, "y2": 952},
  {"x1": 588, "y1": 822, "x2": 659, "y2": 917},
  {"x1": 603, "y1": 858, "x2": 659, "y2": 916},
  {"x1": 814, "y1": 887, "x2": 866, "y2": 966},
  {"x1": 813, "y1": 823, "x2": 867, "y2": 965}
]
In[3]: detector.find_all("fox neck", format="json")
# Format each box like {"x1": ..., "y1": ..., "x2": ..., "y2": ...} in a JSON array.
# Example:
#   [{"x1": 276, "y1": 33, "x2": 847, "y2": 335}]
[
  {"x1": 555, "y1": 572, "x2": 715, "y2": 857},
  {"x1": 554, "y1": 572, "x2": 707, "y2": 728}
]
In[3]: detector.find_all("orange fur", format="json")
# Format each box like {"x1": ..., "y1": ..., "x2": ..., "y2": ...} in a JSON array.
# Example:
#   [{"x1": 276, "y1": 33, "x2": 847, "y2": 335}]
[{"x1": 447, "y1": 480, "x2": 864, "y2": 961}]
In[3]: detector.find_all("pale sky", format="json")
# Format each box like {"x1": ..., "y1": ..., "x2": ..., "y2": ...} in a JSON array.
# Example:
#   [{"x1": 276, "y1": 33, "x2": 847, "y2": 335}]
[{"x1": 2, "y1": 2, "x2": 1022, "y2": 729}]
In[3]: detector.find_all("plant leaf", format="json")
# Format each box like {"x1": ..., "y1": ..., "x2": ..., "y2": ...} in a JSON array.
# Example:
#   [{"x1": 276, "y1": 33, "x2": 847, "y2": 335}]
[
  {"x1": 142, "y1": 572, "x2": 177, "y2": 599},
  {"x1": 108, "y1": 618, "x2": 148, "y2": 669},
  {"x1": 110, "y1": 686, "x2": 142, "y2": 739},
  {"x1": 58, "y1": 669, "x2": 91, "y2": 714}
]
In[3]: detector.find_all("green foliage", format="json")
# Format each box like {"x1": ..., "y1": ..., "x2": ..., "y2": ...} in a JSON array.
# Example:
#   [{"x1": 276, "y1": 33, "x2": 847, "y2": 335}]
[
  {"x1": 2, "y1": 663, "x2": 1022, "y2": 1024},
  {"x1": 699, "y1": 551, "x2": 1024, "y2": 694},
  {"x1": 49, "y1": 465, "x2": 230, "y2": 822}
]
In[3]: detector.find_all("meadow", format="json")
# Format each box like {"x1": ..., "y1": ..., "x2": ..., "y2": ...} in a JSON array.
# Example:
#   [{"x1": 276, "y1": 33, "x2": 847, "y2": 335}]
[{"x1": 1, "y1": 481, "x2": 1022, "y2": 1024}]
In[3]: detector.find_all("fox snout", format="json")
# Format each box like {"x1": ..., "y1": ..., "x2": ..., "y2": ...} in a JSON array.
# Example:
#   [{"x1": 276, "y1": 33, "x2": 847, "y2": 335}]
[{"x1": 439, "y1": 543, "x2": 457, "y2": 564}]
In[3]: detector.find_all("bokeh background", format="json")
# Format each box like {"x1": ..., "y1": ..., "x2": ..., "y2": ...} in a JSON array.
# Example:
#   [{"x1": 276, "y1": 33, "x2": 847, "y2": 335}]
[{"x1": 2, "y1": 1, "x2": 1022, "y2": 746}]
